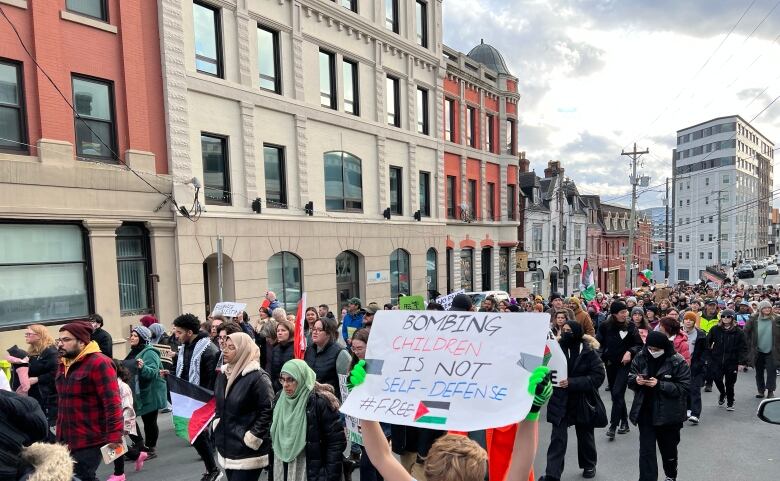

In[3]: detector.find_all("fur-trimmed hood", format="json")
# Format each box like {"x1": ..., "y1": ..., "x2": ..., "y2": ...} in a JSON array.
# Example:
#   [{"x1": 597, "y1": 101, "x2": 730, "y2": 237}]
[
  {"x1": 20, "y1": 442, "x2": 73, "y2": 481},
  {"x1": 583, "y1": 334, "x2": 600, "y2": 350}
]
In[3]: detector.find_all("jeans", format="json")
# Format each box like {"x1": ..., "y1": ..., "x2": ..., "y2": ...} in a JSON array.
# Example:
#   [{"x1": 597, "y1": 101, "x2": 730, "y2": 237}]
[
  {"x1": 638, "y1": 423, "x2": 681, "y2": 481},
  {"x1": 605, "y1": 362, "x2": 630, "y2": 427},
  {"x1": 225, "y1": 468, "x2": 263, "y2": 481},
  {"x1": 713, "y1": 363, "x2": 738, "y2": 405},
  {"x1": 755, "y1": 352, "x2": 777, "y2": 393},
  {"x1": 193, "y1": 430, "x2": 217, "y2": 472},
  {"x1": 71, "y1": 446, "x2": 102, "y2": 481},
  {"x1": 545, "y1": 423, "x2": 596, "y2": 480},
  {"x1": 360, "y1": 446, "x2": 383, "y2": 481},
  {"x1": 687, "y1": 371, "x2": 704, "y2": 417}
]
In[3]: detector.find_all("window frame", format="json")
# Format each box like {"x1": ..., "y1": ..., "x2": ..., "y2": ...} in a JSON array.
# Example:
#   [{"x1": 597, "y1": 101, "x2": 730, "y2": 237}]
[
  {"x1": 200, "y1": 132, "x2": 232, "y2": 205},
  {"x1": 468, "y1": 178, "x2": 478, "y2": 217},
  {"x1": 419, "y1": 171, "x2": 431, "y2": 217},
  {"x1": 416, "y1": 0, "x2": 428, "y2": 48},
  {"x1": 66, "y1": 0, "x2": 108, "y2": 22},
  {"x1": 390, "y1": 166, "x2": 403, "y2": 215},
  {"x1": 71, "y1": 73, "x2": 117, "y2": 162},
  {"x1": 506, "y1": 118, "x2": 516, "y2": 154},
  {"x1": 324, "y1": 151, "x2": 363, "y2": 212},
  {"x1": 342, "y1": 58, "x2": 360, "y2": 116},
  {"x1": 417, "y1": 86, "x2": 429, "y2": 135},
  {"x1": 385, "y1": 0, "x2": 399, "y2": 33},
  {"x1": 319, "y1": 49, "x2": 337, "y2": 109},
  {"x1": 267, "y1": 251, "x2": 303, "y2": 313},
  {"x1": 386, "y1": 75, "x2": 400, "y2": 127},
  {"x1": 466, "y1": 105, "x2": 476, "y2": 147},
  {"x1": 444, "y1": 97, "x2": 455, "y2": 142},
  {"x1": 193, "y1": 0, "x2": 224, "y2": 78},
  {"x1": 263, "y1": 143, "x2": 287, "y2": 208},
  {"x1": 446, "y1": 175, "x2": 457, "y2": 219},
  {"x1": 338, "y1": 0, "x2": 358, "y2": 12},
  {"x1": 390, "y1": 248, "x2": 410, "y2": 304},
  {"x1": 257, "y1": 24, "x2": 281, "y2": 94},
  {"x1": 486, "y1": 113, "x2": 495, "y2": 153},
  {"x1": 0, "y1": 58, "x2": 28, "y2": 154},
  {"x1": 116, "y1": 223, "x2": 153, "y2": 315},
  {"x1": 507, "y1": 184, "x2": 516, "y2": 221},
  {"x1": 487, "y1": 182, "x2": 496, "y2": 220}
]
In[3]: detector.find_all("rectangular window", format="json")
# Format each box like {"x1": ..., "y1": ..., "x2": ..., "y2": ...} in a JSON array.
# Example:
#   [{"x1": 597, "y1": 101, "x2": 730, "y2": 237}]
[
  {"x1": 487, "y1": 182, "x2": 496, "y2": 220},
  {"x1": 575, "y1": 226, "x2": 582, "y2": 249},
  {"x1": 678, "y1": 268, "x2": 689, "y2": 280},
  {"x1": 257, "y1": 25, "x2": 281, "y2": 93},
  {"x1": 193, "y1": 1, "x2": 223, "y2": 77},
  {"x1": 0, "y1": 223, "x2": 90, "y2": 327},
  {"x1": 0, "y1": 60, "x2": 26, "y2": 153},
  {"x1": 506, "y1": 118, "x2": 516, "y2": 154},
  {"x1": 446, "y1": 175, "x2": 457, "y2": 219},
  {"x1": 340, "y1": 0, "x2": 357, "y2": 12},
  {"x1": 419, "y1": 171, "x2": 431, "y2": 217},
  {"x1": 466, "y1": 106, "x2": 476, "y2": 147},
  {"x1": 324, "y1": 151, "x2": 362, "y2": 212},
  {"x1": 72, "y1": 75, "x2": 116, "y2": 161},
  {"x1": 386, "y1": 75, "x2": 400, "y2": 127},
  {"x1": 263, "y1": 144, "x2": 287, "y2": 208},
  {"x1": 507, "y1": 184, "x2": 516, "y2": 221},
  {"x1": 343, "y1": 59, "x2": 359, "y2": 115},
  {"x1": 385, "y1": 0, "x2": 399, "y2": 33},
  {"x1": 201, "y1": 133, "x2": 231, "y2": 205},
  {"x1": 532, "y1": 225, "x2": 543, "y2": 252},
  {"x1": 444, "y1": 98, "x2": 455, "y2": 141},
  {"x1": 116, "y1": 224, "x2": 151, "y2": 313},
  {"x1": 319, "y1": 50, "x2": 336, "y2": 109},
  {"x1": 708, "y1": 252, "x2": 713, "y2": 260},
  {"x1": 468, "y1": 179, "x2": 477, "y2": 217},
  {"x1": 552, "y1": 226, "x2": 557, "y2": 251},
  {"x1": 486, "y1": 114, "x2": 495, "y2": 152},
  {"x1": 390, "y1": 166, "x2": 403, "y2": 215},
  {"x1": 416, "y1": 1, "x2": 428, "y2": 47},
  {"x1": 417, "y1": 87, "x2": 429, "y2": 134},
  {"x1": 66, "y1": 0, "x2": 107, "y2": 21},
  {"x1": 699, "y1": 252, "x2": 704, "y2": 260}
]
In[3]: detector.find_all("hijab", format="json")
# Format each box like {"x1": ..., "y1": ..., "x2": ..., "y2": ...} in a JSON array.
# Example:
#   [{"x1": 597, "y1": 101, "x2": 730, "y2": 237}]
[
  {"x1": 271, "y1": 359, "x2": 316, "y2": 462},
  {"x1": 559, "y1": 321, "x2": 584, "y2": 371},
  {"x1": 223, "y1": 333, "x2": 260, "y2": 397},
  {"x1": 149, "y1": 323, "x2": 165, "y2": 344}
]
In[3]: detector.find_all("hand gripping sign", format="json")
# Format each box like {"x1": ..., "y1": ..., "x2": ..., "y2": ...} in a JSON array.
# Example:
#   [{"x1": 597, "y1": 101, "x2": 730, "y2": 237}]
[{"x1": 340, "y1": 310, "x2": 550, "y2": 431}]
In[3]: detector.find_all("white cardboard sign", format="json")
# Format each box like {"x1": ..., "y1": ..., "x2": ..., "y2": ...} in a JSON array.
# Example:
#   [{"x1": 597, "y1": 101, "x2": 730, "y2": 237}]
[
  {"x1": 340, "y1": 310, "x2": 550, "y2": 431},
  {"x1": 546, "y1": 331, "x2": 568, "y2": 387},
  {"x1": 211, "y1": 302, "x2": 247, "y2": 318},
  {"x1": 338, "y1": 374, "x2": 363, "y2": 446},
  {"x1": 434, "y1": 289, "x2": 466, "y2": 311}
]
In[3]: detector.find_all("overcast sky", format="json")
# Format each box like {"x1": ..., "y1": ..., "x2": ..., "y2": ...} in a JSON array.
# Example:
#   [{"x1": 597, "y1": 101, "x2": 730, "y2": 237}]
[{"x1": 442, "y1": 0, "x2": 780, "y2": 209}]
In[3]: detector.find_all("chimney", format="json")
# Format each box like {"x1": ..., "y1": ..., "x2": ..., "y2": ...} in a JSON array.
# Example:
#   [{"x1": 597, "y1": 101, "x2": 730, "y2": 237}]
[
  {"x1": 544, "y1": 160, "x2": 563, "y2": 179},
  {"x1": 518, "y1": 151, "x2": 530, "y2": 173}
]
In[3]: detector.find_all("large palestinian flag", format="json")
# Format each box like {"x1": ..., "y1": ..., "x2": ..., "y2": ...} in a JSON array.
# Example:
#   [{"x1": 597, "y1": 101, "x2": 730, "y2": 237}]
[{"x1": 167, "y1": 375, "x2": 216, "y2": 444}]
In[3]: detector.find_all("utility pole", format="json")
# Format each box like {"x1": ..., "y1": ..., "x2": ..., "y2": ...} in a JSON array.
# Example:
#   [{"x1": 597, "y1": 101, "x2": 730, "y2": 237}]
[
  {"x1": 665, "y1": 177, "x2": 670, "y2": 281},
  {"x1": 713, "y1": 189, "x2": 726, "y2": 268},
  {"x1": 622, "y1": 143, "x2": 649, "y2": 289},
  {"x1": 557, "y1": 172, "x2": 565, "y2": 291}
]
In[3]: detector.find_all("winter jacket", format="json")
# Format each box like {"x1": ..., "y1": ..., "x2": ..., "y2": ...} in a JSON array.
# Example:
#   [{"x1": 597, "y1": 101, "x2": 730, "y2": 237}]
[
  {"x1": 671, "y1": 332, "x2": 691, "y2": 365},
  {"x1": 707, "y1": 325, "x2": 748, "y2": 367},
  {"x1": 546, "y1": 335, "x2": 606, "y2": 426},
  {"x1": 214, "y1": 361, "x2": 274, "y2": 471},
  {"x1": 26, "y1": 346, "x2": 58, "y2": 419},
  {"x1": 685, "y1": 328, "x2": 708, "y2": 377},
  {"x1": 91, "y1": 327, "x2": 113, "y2": 357},
  {"x1": 341, "y1": 312, "x2": 364, "y2": 343},
  {"x1": 628, "y1": 351, "x2": 691, "y2": 426},
  {"x1": 571, "y1": 303, "x2": 596, "y2": 336},
  {"x1": 174, "y1": 332, "x2": 221, "y2": 390},
  {"x1": 304, "y1": 341, "x2": 347, "y2": 397},
  {"x1": 128, "y1": 345, "x2": 167, "y2": 416},
  {"x1": 270, "y1": 341, "x2": 295, "y2": 392},
  {"x1": 17, "y1": 442, "x2": 73, "y2": 481},
  {"x1": 744, "y1": 314, "x2": 780, "y2": 363},
  {"x1": 0, "y1": 390, "x2": 49, "y2": 481},
  {"x1": 596, "y1": 317, "x2": 644, "y2": 366}
]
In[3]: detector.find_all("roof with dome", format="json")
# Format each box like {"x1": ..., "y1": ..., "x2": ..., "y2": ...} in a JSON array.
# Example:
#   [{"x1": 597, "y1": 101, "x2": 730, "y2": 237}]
[{"x1": 466, "y1": 39, "x2": 512, "y2": 75}]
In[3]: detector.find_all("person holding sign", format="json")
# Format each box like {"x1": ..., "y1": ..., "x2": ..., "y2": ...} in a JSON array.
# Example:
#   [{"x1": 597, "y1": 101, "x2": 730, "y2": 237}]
[
  {"x1": 305, "y1": 318, "x2": 352, "y2": 398},
  {"x1": 540, "y1": 321, "x2": 606, "y2": 481}
]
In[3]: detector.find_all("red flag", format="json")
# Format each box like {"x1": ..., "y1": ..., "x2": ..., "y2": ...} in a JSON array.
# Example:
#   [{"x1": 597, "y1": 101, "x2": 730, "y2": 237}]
[{"x1": 294, "y1": 293, "x2": 308, "y2": 359}]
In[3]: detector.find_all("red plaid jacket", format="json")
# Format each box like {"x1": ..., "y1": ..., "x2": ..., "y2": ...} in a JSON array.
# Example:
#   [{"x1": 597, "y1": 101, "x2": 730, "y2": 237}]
[{"x1": 56, "y1": 347, "x2": 123, "y2": 450}]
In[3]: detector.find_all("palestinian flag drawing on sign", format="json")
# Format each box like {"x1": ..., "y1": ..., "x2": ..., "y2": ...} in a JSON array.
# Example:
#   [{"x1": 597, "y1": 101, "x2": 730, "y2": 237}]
[
  {"x1": 167, "y1": 375, "x2": 216, "y2": 444},
  {"x1": 414, "y1": 401, "x2": 450, "y2": 425}
]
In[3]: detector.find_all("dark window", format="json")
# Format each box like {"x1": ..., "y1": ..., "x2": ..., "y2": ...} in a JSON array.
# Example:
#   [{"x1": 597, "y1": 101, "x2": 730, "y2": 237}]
[
  {"x1": 386, "y1": 75, "x2": 400, "y2": 127},
  {"x1": 343, "y1": 59, "x2": 359, "y2": 115},
  {"x1": 193, "y1": 1, "x2": 223, "y2": 77},
  {"x1": 506, "y1": 118, "x2": 516, "y2": 154},
  {"x1": 385, "y1": 0, "x2": 399, "y2": 33},
  {"x1": 417, "y1": 87, "x2": 429, "y2": 134},
  {"x1": 507, "y1": 184, "x2": 516, "y2": 220},
  {"x1": 419, "y1": 171, "x2": 431, "y2": 217},
  {"x1": 201, "y1": 133, "x2": 231, "y2": 205},
  {"x1": 319, "y1": 50, "x2": 336, "y2": 109},
  {"x1": 446, "y1": 247, "x2": 453, "y2": 292},
  {"x1": 468, "y1": 179, "x2": 477, "y2": 217},
  {"x1": 481, "y1": 247, "x2": 492, "y2": 290},
  {"x1": 487, "y1": 182, "x2": 496, "y2": 220},
  {"x1": 416, "y1": 1, "x2": 428, "y2": 47},
  {"x1": 460, "y1": 248, "x2": 473, "y2": 291},
  {"x1": 339, "y1": 0, "x2": 357, "y2": 12},
  {"x1": 0, "y1": 223, "x2": 90, "y2": 327},
  {"x1": 66, "y1": 0, "x2": 107, "y2": 21},
  {"x1": 446, "y1": 175, "x2": 457, "y2": 219},
  {"x1": 268, "y1": 252, "x2": 302, "y2": 312},
  {"x1": 72, "y1": 75, "x2": 116, "y2": 161},
  {"x1": 258, "y1": 25, "x2": 281, "y2": 93},
  {"x1": 116, "y1": 224, "x2": 151, "y2": 314},
  {"x1": 263, "y1": 144, "x2": 287, "y2": 208},
  {"x1": 0, "y1": 60, "x2": 27, "y2": 153},
  {"x1": 486, "y1": 114, "x2": 495, "y2": 152},
  {"x1": 444, "y1": 98, "x2": 455, "y2": 141},
  {"x1": 426, "y1": 248, "x2": 437, "y2": 298},
  {"x1": 390, "y1": 166, "x2": 403, "y2": 215},
  {"x1": 466, "y1": 106, "x2": 476, "y2": 147},
  {"x1": 325, "y1": 151, "x2": 363, "y2": 212},
  {"x1": 390, "y1": 248, "x2": 410, "y2": 304}
]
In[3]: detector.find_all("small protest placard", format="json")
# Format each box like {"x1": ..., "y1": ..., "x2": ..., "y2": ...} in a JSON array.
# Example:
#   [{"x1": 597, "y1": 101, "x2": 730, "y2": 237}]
[
  {"x1": 546, "y1": 331, "x2": 568, "y2": 387},
  {"x1": 339, "y1": 374, "x2": 363, "y2": 445},
  {"x1": 211, "y1": 302, "x2": 247, "y2": 318},
  {"x1": 434, "y1": 290, "x2": 465, "y2": 310},
  {"x1": 398, "y1": 295, "x2": 426, "y2": 310},
  {"x1": 340, "y1": 310, "x2": 550, "y2": 431}
]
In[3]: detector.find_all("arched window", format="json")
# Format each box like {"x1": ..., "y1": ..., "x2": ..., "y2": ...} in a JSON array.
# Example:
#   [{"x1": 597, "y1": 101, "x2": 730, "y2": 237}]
[
  {"x1": 532, "y1": 268, "x2": 544, "y2": 295},
  {"x1": 390, "y1": 249, "x2": 410, "y2": 304},
  {"x1": 336, "y1": 251, "x2": 361, "y2": 307},
  {"x1": 572, "y1": 264, "x2": 582, "y2": 293},
  {"x1": 325, "y1": 151, "x2": 363, "y2": 212},
  {"x1": 268, "y1": 252, "x2": 302, "y2": 312},
  {"x1": 426, "y1": 248, "x2": 438, "y2": 299}
]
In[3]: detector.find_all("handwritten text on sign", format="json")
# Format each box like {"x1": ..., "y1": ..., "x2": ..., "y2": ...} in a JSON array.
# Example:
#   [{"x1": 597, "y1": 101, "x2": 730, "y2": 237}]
[{"x1": 340, "y1": 311, "x2": 550, "y2": 431}]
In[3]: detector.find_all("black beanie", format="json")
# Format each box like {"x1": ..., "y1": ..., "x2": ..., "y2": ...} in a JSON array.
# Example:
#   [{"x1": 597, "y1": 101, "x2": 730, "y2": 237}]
[
  {"x1": 646, "y1": 330, "x2": 671, "y2": 351},
  {"x1": 450, "y1": 294, "x2": 473, "y2": 311},
  {"x1": 610, "y1": 301, "x2": 628, "y2": 315}
]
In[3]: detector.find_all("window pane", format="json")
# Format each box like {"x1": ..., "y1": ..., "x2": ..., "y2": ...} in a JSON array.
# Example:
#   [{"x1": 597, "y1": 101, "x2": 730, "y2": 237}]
[
  {"x1": 0, "y1": 108, "x2": 22, "y2": 148},
  {"x1": 0, "y1": 264, "x2": 89, "y2": 326},
  {"x1": 0, "y1": 224, "x2": 85, "y2": 264},
  {"x1": 416, "y1": 1, "x2": 427, "y2": 47},
  {"x1": 344, "y1": 157, "x2": 362, "y2": 199},
  {"x1": 460, "y1": 249, "x2": 473, "y2": 291},
  {"x1": 118, "y1": 259, "x2": 148, "y2": 312},
  {"x1": 73, "y1": 78, "x2": 111, "y2": 121},
  {"x1": 116, "y1": 236, "x2": 143, "y2": 259},
  {"x1": 194, "y1": 2, "x2": 220, "y2": 75},
  {"x1": 419, "y1": 172, "x2": 430, "y2": 216},
  {"x1": 201, "y1": 135, "x2": 230, "y2": 204},
  {"x1": 343, "y1": 61, "x2": 357, "y2": 115},
  {"x1": 390, "y1": 249, "x2": 409, "y2": 303},
  {"x1": 268, "y1": 252, "x2": 302, "y2": 313},
  {"x1": 75, "y1": 118, "x2": 113, "y2": 159},
  {"x1": 264, "y1": 145, "x2": 286, "y2": 207},
  {"x1": 319, "y1": 51, "x2": 334, "y2": 108},
  {"x1": 258, "y1": 27, "x2": 278, "y2": 92},
  {"x1": 325, "y1": 152, "x2": 345, "y2": 200},
  {"x1": 426, "y1": 248, "x2": 437, "y2": 294},
  {"x1": 444, "y1": 99, "x2": 452, "y2": 140},
  {"x1": 0, "y1": 63, "x2": 19, "y2": 105},
  {"x1": 417, "y1": 88, "x2": 428, "y2": 134},
  {"x1": 66, "y1": 0, "x2": 105, "y2": 20},
  {"x1": 390, "y1": 167, "x2": 402, "y2": 215},
  {"x1": 386, "y1": 76, "x2": 397, "y2": 125},
  {"x1": 385, "y1": 0, "x2": 397, "y2": 31}
]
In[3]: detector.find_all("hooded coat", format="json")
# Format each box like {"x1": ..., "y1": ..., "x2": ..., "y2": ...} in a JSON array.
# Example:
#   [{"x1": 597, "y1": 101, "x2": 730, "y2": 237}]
[{"x1": 569, "y1": 298, "x2": 596, "y2": 336}]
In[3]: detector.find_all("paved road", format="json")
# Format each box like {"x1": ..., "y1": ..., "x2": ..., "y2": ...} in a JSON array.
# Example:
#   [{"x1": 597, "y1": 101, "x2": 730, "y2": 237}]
[
  {"x1": 98, "y1": 372, "x2": 778, "y2": 481},
  {"x1": 732, "y1": 267, "x2": 780, "y2": 287}
]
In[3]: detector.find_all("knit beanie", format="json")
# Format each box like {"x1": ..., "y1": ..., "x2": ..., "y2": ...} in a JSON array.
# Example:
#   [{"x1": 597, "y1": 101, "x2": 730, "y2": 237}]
[
  {"x1": 133, "y1": 325, "x2": 152, "y2": 344},
  {"x1": 758, "y1": 300, "x2": 772, "y2": 314},
  {"x1": 140, "y1": 315, "x2": 158, "y2": 328},
  {"x1": 610, "y1": 301, "x2": 628, "y2": 315},
  {"x1": 626, "y1": 296, "x2": 638, "y2": 305},
  {"x1": 646, "y1": 330, "x2": 671, "y2": 351},
  {"x1": 60, "y1": 321, "x2": 93, "y2": 345},
  {"x1": 451, "y1": 294, "x2": 473, "y2": 311},
  {"x1": 631, "y1": 307, "x2": 645, "y2": 317}
]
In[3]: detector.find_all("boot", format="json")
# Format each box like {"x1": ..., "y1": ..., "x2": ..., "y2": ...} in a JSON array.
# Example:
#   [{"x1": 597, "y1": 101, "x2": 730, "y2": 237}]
[{"x1": 342, "y1": 456, "x2": 357, "y2": 481}]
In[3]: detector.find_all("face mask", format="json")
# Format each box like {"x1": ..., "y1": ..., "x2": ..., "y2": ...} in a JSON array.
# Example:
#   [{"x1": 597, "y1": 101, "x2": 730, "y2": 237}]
[
  {"x1": 560, "y1": 332, "x2": 574, "y2": 345},
  {"x1": 649, "y1": 349, "x2": 664, "y2": 359}
]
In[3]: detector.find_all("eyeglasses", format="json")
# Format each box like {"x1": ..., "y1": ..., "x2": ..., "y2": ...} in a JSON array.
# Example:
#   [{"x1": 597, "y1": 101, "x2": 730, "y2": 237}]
[
  {"x1": 24, "y1": 332, "x2": 37, "y2": 337},
  {"x1": 279, "y1": 376, "x2": 297, "y2": 385},
  {"x1": 311, "y1": 328, "x2": 324, "y2": 333},
  {"x1": 55, "y1": 337, "x2": 75, "y2": 344},
  {"x1": 722, "y1": 315, "x2": 734, "y2": 319}
]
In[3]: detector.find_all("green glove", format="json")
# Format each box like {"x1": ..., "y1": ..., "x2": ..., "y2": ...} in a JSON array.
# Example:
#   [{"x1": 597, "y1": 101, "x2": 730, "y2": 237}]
[
  {"x1": 525, "y1": 365, "x2": 553, "y2": 421},
  {"x1": 347, "y1": 359, "x2": 367, "y2": 390}
]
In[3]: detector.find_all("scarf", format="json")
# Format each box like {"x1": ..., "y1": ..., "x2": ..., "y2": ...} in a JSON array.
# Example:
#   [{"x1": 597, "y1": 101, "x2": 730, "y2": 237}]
[
  {"x1": 223, "y1": 333, "x2": 260, "y2": 397},
  {"x1": 271, "y1": 359, "x2": 315, "y2": 463},
  {"x1": 176, "y1": 337, "x2": 211, "y2": 385},
  {"x1": 61, "y1": 341, "x2": 100, "y2": 376}
]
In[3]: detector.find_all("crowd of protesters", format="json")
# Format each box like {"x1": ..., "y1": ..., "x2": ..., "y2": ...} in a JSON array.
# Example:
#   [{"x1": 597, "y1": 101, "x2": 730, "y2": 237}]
[{"x1": 2, "y1": 281, "x2": 779, "y2": 481}]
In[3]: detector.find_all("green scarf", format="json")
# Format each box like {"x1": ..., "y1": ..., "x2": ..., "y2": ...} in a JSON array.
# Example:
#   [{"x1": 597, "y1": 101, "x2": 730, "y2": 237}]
[{"x1": 271, "y1": 359, "x2": 315, "y2": 462}]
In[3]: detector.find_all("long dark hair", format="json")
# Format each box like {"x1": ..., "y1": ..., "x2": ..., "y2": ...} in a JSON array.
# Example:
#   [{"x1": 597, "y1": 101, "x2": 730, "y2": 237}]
[
  {"x1": 112, "y1": 359, "x2": 131, "y2": 384},
  {"x1": 349, "y1": 328, "x2": 370, "y2": 370}
]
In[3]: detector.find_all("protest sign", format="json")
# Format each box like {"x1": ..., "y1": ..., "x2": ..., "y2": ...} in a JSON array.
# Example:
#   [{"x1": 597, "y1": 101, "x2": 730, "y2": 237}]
[
  {"x1": 434, "y1": 290, "x2": 465, "y2": 310},
  {"x1": 340, "y1": 310, "x2": 550, "y2": 431},
  {"x1": 511, "y1": 287, "x2": 530, "y2": 299},
  {"x1": 211, "y1": 302, "x2": 247, "y2": 318},
  {"x1": 338, "y1": 374, "x2": 363, "y2": 445},
  {"x1": 398, "y1": 295, "x2": 426, "y2": 310},
  {"x1": 545, "y1": 331, "x2": 568, "y2": 387}
]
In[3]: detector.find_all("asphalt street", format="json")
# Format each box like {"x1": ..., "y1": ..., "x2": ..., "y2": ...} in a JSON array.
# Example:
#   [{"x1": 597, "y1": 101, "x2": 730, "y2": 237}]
[
  {"x1": 732, "y1": 266, "x2": 780, "y2": 287},
  {"x1": 98, "y1": 370, "x2": 779, "y2": 481}
]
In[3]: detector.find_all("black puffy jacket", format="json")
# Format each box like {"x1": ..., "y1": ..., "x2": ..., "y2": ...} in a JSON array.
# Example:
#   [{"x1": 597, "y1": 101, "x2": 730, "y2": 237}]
[
  {"x1": 26, "y1": 345, "x2": 59, "y2": 419},
  {"x1": 270, "y1": 342, "x2": 295, "y2": 392},
  {"x1": 213, "y1": 361, "x2": 274, "y2": 471},
  {"x1": 707, "y1": 324, "x2": 748, "y2": 367},
  {"x1": 628, "y1": 350, "x2": 691, "y2": 426},
  {"x1": 596, "y1": 317, "x2": 644, "y2": 365},
  {"x1": 686, "y1": 328, "x2": 708, "y2": 377},
  {"x1": 91, "y1": 327, "x2": 113, "y2": 357},
  {"x1": 546, "y1": 335, "x2": 606, "y2": 426},
  {"x1": 304, "y1": 341, "x2": 344, "y2": 397}
]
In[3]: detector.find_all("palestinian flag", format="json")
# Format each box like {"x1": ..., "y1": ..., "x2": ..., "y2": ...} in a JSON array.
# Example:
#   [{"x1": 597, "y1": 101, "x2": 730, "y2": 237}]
[
  {"x1": 638, "y1": 269, "x2": 653, "y2": 285},
  {"x1": 414, "y1": 400, "x2": 450, "y2": 425},
  {"x1": 167, "y1": 375, "x2": 216, "y2": 444},
  {"x1": 580, "y1": 259, "x2": 596, "y2": 301}
]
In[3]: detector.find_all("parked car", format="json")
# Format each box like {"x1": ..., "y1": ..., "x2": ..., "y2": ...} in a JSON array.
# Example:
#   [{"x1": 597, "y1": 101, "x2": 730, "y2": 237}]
[
  {"x1": 767, "y1": 264, "x2": 779, "y2": 275},
  {"x1": 737, "y1": 266, "x2": 755, "y2": 279},
  {"x1": 465, "y1": 291, "x2": 510, "y2": 308},
  {"x1": 758, "y1": 398, "x2": 780, "y2": 425}
]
